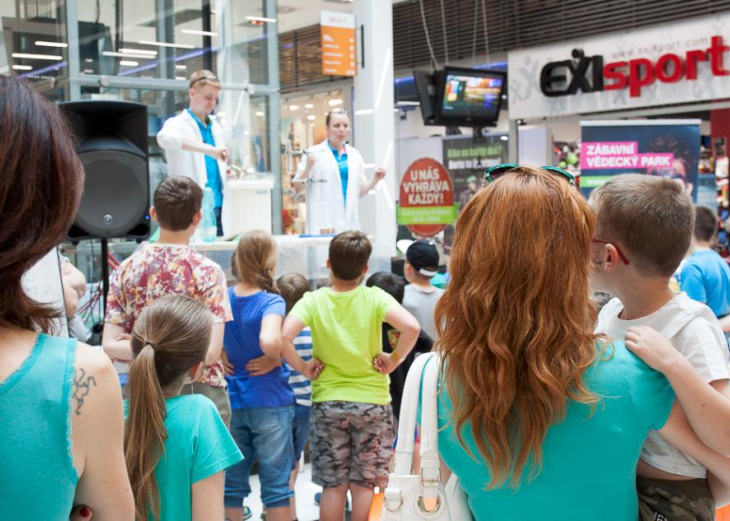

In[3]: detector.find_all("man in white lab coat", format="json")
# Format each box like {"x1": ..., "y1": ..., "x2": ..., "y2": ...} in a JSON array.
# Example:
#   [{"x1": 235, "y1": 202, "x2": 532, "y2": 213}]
[{"x1": 157, "y1": 69, "x2": 229, "y2": 236}]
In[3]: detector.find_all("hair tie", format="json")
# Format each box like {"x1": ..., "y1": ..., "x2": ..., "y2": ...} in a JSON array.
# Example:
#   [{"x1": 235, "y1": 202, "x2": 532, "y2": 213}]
[{"x1": 143, "y1": 341, "x2": 159, "y2": 351}]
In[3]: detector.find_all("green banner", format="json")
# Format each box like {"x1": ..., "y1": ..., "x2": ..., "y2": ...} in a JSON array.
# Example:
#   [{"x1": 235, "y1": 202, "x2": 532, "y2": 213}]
[
  {"x1": 396, "y1": 205, "x2": 459, "y2": 225},
  {"x1": 580, "y1": 175, "x2": 615, "y2": 189}
]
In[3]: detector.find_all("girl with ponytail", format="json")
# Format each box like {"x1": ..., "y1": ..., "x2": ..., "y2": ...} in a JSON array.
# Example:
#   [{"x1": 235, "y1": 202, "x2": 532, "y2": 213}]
[
  {"x1": 223, "y1": 230, "x2": 296, "y2": 521},
  {"x1": 126, "y1": 295, "x2": 242, "y2": 521}
]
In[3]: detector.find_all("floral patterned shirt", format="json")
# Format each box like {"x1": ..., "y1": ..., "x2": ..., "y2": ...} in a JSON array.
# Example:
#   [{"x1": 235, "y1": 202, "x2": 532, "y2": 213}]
[{"x1": 106, "y1": 243, "x2": 233, "y2": 388}]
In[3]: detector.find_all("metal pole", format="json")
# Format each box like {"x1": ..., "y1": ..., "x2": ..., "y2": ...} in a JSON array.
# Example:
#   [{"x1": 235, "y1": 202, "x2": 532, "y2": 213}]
[{"x1": 265, "y1": 0, "x2": 282, "y2": 234}]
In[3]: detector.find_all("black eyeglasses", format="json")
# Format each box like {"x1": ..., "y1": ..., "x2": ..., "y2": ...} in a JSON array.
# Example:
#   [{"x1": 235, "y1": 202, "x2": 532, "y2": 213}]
[{"x1": 483, "y1": 163, "x2": 576, "y2": 187}]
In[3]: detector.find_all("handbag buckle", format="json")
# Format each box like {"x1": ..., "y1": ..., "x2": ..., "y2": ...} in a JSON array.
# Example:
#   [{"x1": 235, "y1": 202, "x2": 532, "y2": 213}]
[
  {"x1": 419, "y1": 467, "x2": 441, "y2": 487},
  {"x1": 383, "y1": 490, "x2": 404, "y2": 512}
]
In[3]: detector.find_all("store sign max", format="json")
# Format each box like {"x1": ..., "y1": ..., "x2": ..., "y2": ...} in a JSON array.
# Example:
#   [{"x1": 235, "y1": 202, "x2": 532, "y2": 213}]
[{"x1": 541, "y1": 36, "x2": 729, "y2": 98}]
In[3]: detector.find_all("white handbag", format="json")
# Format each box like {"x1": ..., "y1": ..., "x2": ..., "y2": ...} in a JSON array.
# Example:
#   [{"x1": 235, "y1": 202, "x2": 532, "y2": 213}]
[{"x1": 381, "y1": 352, "x2": 474, "y2": 520}]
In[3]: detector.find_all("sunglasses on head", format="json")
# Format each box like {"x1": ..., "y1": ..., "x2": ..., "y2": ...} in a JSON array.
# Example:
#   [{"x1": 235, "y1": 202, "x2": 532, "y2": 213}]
[{"x1": 483, "y1": 163, "x2": 576, "y2": 187}]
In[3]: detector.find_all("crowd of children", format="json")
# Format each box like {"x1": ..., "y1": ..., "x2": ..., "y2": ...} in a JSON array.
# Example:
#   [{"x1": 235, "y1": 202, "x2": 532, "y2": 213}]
[{"x1": 98, "y1": 176, "x2": 446, "y2": 521}]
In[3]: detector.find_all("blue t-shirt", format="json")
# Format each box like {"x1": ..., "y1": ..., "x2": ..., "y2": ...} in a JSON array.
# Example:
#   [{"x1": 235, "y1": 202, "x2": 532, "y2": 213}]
[
  {"x1": 187, "y1": 109, "x2": 223, "y2": 209},
  {"x1": 286, "y1": 327, "x2": 313, "y2": 407},
  {"x1": 430, "y1": 343, "x2": 674, "y2": 521},
  {"x1": 681, "y1": 249, "x2": 730, "y2": 318},
  {"x1": 123, "y1": 394, "x2": 243, "y2": 521},
  {"x1": 224, "y1": 288, "x2": 293, "y2": 409},
  {"x1": 328, "y1": 140, "x2": 349, "y2": 205}
]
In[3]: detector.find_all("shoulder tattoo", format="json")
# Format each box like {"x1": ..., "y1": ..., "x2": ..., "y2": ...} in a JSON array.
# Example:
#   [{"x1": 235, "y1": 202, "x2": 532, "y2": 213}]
[{"x1": 73, "y1": 368, "x2": 97, "y2": 415}]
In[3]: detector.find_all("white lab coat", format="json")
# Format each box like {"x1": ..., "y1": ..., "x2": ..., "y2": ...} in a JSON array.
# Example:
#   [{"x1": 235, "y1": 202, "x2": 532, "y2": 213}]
[
  {"x1": 156, "y1": 110, "x2": 231, "y2": 234},
  {"x1": 294, "y1": 140, "x2": 366, "y2": 234}
]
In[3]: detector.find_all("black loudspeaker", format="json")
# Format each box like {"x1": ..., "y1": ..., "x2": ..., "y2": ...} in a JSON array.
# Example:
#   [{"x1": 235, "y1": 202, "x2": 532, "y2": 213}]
[{"x1": 60, "y1": 101, "x2": 150, "y2": 241}]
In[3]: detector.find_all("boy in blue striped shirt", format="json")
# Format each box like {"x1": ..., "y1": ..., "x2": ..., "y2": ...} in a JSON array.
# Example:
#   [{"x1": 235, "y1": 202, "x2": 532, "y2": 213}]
[{"x1": 277, "y1": 273, "x2": 313, "y2": 521}]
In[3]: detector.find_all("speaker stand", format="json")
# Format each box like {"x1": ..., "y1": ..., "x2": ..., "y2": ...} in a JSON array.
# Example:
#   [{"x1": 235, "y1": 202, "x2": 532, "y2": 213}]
[{"x1": 101, "y1": 239, "x2": 110, "y2": 315}]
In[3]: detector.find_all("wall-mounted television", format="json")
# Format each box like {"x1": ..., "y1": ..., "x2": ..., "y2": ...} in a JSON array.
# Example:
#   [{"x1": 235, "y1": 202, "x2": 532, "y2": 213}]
[{"x1": 436, "y1": 67, "x2": 506, "y2": 127}]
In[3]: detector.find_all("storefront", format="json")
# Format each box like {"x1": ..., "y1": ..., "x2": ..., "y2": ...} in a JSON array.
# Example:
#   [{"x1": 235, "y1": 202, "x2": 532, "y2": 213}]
[{"x1": 507, "y1": 13, "x2": 730, "y2": 250}]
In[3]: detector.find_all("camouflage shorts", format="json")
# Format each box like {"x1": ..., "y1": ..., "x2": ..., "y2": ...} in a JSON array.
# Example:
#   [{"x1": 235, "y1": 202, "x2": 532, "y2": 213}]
[
  {"x1": 637, "y1": 476, "x2": 715, "y2": 521},
  {"x1": 310, "y1": 401, "x2": 395, "y2": 489}
]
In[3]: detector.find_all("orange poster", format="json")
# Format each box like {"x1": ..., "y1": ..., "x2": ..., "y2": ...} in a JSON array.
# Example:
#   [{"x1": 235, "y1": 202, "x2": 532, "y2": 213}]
[{"x1": 320, "y1": 11, "x2": 356, "y2": 77}]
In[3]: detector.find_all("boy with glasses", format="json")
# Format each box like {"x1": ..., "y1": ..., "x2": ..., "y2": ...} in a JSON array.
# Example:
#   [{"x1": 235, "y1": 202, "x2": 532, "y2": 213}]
[{"x1": 590, "y1": 174, "x2": 730, "y2": 520}]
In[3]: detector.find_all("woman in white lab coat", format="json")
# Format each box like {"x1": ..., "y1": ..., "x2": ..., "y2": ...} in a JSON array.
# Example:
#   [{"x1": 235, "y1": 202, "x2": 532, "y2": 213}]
[{"x1": 294, "y1": 109, "x2": 385, "y2": 234}]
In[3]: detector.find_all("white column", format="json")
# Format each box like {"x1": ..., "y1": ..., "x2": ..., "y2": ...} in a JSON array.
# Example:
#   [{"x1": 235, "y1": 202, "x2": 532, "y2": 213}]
[{"x1": 352, "y1": 0, "x2": 396, "y2": 268}]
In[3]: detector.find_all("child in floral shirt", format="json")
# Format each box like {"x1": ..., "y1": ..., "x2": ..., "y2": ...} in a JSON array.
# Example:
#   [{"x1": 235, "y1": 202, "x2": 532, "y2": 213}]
[{"x1": 103, "y1": 176, "x2": 233, "y2": 425}]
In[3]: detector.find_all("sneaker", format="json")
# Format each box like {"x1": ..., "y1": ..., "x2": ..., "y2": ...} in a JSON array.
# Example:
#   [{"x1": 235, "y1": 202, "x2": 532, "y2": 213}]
[{"x1": 243, "y1": 506, "x2": 252, "y2": 520}]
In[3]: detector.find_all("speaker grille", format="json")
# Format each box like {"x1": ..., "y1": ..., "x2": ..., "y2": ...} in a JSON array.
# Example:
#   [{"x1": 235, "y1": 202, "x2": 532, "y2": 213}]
[{"x1": 72, "y1": 150, "x2": 149, "y2": 239}]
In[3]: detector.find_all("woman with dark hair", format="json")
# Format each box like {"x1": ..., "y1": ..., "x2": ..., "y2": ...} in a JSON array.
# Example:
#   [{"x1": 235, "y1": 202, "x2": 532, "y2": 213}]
[
  {"x1": 0, "y1": 76, "x2": 134, "y2": 519},
  {"x1": 430, "y1": 165, "x2": 730, "y2": 520}
]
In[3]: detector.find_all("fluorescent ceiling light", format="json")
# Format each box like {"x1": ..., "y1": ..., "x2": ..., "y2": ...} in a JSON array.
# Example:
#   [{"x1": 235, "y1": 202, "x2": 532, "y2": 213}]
[
  {"x1": 119, "y1": 47, "x2": 157, "y2": 56},
  {"x1": 288, "y1": 104, "x2": 299, "y2": 111},
  {"x1": 139, "y1": 40, "x2": 195, "y2": 49},
  {"x1": 85, "y1": 58, "x2": 94, "y2": 63},
  {"x1": 305, "y1": 103, "x2": 314, "y2": 109},
  {"x1": 307, "y1": 115, "x2": 316, "y2": 121},
  {"x1": 82, "y1": 69, "x2": 94, "y2": 74},
  {"x1": 35, "y1": 41, "x2": 68, "y2": 48},
  {"x1": 12, "y1": 65, "x2": 33, "y2": 70},
  {"x1": 103, "y1": 51, "x2": 155, "y2": 59},
  {"x1": 397, "y1": 101, "x2": 420, "y2": 106},
  {"x1": 119, "y1": 60, "x2": 139, "y2": 66},
  {"x1": 175, "y1": 76, "x2": 187, "y2": 81},
  {"x1": 12, "y1": 52, "x2": 62, "y2": 61},
  {"x1": 175, "y1": 65, "x2": 188, "y2": 70},
  {"x1": 182, "y1": 29, "x2": 218, "y2": 37},
  {"x1": 246, "y1": 16, "x2": 277, "y2": 23},
  {"x1": 328, "y1": 98, "x2": 343, "y2": 107},
  {"x1": 500, "y1": 135, "x2": 509, "y2": 141},
  {"x1": 256, "y1": 111, "x2": 265, "y2": 117}
]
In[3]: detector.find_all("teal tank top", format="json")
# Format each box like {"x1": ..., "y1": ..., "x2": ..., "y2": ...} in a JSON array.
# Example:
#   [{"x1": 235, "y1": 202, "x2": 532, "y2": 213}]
[{"x1": 0, "y1": 334, "x2": 79, "y2": 520}]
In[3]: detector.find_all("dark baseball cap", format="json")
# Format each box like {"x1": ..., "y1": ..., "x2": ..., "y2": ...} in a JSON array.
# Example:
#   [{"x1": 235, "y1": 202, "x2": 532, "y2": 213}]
[{"x1": 397, "y1": 239, "x2": 440, "y2": 277}]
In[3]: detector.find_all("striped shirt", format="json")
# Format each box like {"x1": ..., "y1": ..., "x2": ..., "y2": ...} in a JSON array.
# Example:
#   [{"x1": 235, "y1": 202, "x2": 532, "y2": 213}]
[{"x1": 287, "y1": 327, "x2": 313, "y2": 407}]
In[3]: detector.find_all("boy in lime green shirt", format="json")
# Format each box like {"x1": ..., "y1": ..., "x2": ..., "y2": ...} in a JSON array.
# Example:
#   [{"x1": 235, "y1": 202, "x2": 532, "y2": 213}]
[{"x1": 281, "y1": 231, "x2": 420, "y2": 521}]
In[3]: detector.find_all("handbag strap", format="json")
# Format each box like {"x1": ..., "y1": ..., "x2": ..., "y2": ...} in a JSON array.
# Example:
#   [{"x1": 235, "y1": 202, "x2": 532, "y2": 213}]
[
  {"x1": 392, "y1": 352, "x2": 437, "y2": 476},
  {"x1": 419, "y1": 352, "x2": 442, "y2": 499}
]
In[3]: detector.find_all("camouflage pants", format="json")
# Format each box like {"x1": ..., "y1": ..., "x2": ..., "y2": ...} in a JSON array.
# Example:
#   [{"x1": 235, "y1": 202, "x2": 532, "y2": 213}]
[
  {"x1": 310, "y1": 401, "x2": 395, "y2": 489},
  {"x1": 637, "y1": 476, "x2": 715, "y2": 521}
]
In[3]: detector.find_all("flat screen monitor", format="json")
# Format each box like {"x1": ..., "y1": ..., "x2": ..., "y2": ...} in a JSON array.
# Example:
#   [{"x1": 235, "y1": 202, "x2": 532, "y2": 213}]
[{"x1": 436, "y1": 67, "x2": 505, "y2": 127}]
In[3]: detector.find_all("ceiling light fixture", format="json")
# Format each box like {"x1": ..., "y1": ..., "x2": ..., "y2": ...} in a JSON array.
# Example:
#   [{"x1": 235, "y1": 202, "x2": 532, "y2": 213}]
[
  {"x1": 12, "y1": 65, "x2": 32, "y2": 70},
  {"x1": 288, "y1": 104, "x2": 300, "y2": 111},
  {"x1": 139, "y1": 40, "x2": 195, "y2": 49},
  {"x1": 119, "y1": 47, "x2": 157, "y2": 56},
  {"x1": 175, "y1": 64, "x2": 188, "y2": 70},
  {"x1": 328, "y1": 98, "x2": 344, "y2": 107},
  {"x1": 12, "y1": 52, "x2": 62, "y2": 61},
  {"x1": 307, "y1": 115, "x2": 316, "y2": 121},
  {"x1": 182, "y1": 29, "x2": 218, "y2": 37},
  {"x1": 103, "y1": 51, "x2": 155, "y2": 59},
  {"x1": 256, "y1": 111, "x2": 265, "y2": 117},
  {"x1": 305, "y1": 103, "x2": 314, "y2": 109},
  {"x1": 246, "y1": 15, "x2": 277, "y2": 23},
  {"x1": 35, "y1": 41, "x2": 68, "y2": 48},
  {"x1": 119, "y1": 60, "x2": 139, "y2": 66}
]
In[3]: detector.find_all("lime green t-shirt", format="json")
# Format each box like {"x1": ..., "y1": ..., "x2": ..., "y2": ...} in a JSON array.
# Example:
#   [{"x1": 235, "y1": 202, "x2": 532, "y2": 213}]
[
  {"x1": 124, "y1": 394, "x2": 243, "y2": 521},
  {"x1": 290, "y1": 286, "x2": 398, "y2": 404}
]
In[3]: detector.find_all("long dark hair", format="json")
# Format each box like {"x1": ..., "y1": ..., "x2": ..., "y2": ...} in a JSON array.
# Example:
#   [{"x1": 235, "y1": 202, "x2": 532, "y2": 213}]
[
  {"x1": 125, "y1": 296, "x2": 212, "y2": 521},
  {"x1": 0, "y1": 76, "x2": 83, "y2": 332}
]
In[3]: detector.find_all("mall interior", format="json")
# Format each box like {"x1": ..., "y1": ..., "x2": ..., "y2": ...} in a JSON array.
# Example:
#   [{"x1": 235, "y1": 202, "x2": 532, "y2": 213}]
[{"x1": 8, "y1": 1, "x2": 730, "y2": 520}]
